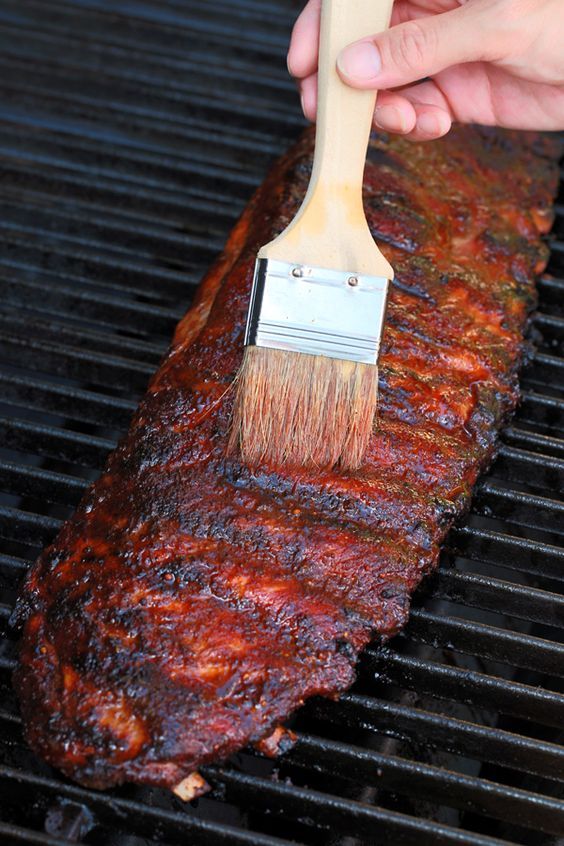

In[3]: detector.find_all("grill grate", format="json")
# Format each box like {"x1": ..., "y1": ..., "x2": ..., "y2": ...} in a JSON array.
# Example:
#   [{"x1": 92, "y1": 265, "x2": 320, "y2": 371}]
[{"x1": 0, "y1": 1, "x2": 563, "y2": 844}]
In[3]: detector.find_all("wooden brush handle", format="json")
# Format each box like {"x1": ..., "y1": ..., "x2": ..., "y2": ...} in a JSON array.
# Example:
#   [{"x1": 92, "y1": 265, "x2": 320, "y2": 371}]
[{"x1": 261, "y1": 0, "x2": 394, "y2": 278}]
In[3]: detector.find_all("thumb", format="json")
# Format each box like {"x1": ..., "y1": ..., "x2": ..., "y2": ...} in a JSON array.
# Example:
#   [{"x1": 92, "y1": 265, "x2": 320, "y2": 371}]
[{"x1": 337, "y1": 3, "x2": 498, "y2": 90}]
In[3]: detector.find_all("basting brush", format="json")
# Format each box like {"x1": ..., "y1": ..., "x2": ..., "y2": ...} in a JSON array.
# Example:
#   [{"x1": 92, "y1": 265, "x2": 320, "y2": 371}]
[{"x1": 229, "y1": 0, "x2": 394, "y2": 471}]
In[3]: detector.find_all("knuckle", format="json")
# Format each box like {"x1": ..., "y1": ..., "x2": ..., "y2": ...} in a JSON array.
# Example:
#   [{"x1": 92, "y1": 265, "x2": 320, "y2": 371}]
[{"x1": 389, "y1": 21, "x2": 435, "y2": 75}]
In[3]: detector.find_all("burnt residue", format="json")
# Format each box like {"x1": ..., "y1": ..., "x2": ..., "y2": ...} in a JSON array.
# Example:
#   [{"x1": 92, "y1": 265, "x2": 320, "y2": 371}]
[{"x1": 12, "y1": 125, "x2": 562, "y2": 792}]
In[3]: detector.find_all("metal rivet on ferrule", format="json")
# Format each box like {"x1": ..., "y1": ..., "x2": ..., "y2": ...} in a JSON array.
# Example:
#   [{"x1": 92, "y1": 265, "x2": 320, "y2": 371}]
[
  {"x1": 291, "y1": 266, "x2": 303, "y2": 278},
  {"x1": 347, "y1": 276, "x2": 359, "y2": 287}
]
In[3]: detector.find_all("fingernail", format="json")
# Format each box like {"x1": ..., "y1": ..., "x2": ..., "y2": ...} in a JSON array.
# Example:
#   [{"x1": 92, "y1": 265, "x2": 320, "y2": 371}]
[
  {"x1": 300, "y1": 91, "x2": 307, "y2": 117},
  {"x1": 337, "y1": 41, "x2": 381, "y2": 83},
  {"x1": 417, "y1": 113, "x2": 441, "y2": 136},
  {"x1": 374, "y1": 105, "x2": 407, "y2": 134},
  {"x1": 417, "y1": 112, "x2": 450, "y2": 138}
]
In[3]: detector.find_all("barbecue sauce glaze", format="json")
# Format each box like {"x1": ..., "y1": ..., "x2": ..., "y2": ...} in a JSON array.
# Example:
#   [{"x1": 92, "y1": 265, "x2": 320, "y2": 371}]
[{"x1": 12, "y1": 126, "x2": 562, "y2": 790}]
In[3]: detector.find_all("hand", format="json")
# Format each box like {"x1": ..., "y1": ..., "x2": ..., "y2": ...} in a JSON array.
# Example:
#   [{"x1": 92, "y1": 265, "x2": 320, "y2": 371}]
[{"x1": 287, "y1": 0, "x2": 564, "y2": 141}]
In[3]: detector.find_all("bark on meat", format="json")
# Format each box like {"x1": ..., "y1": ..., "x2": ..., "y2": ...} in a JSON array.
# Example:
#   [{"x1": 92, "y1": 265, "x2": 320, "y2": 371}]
[{"x1": 12, "y1": 126, "x2": 562, "y2": 791}]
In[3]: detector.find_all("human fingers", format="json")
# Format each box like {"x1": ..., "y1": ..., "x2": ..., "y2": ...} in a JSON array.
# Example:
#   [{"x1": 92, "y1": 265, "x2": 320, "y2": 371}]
[
  {"x1": 373, "y1": 90, "x2": 451, "y2": 140},
  {"x1": 403, "y1": 102, "x2": 452, "y2": 140},
  {"x1": 287, "y1": 0, "x2": 321, "y2": 80},
  {"x1": 287, "y1": 0, "x2": 459, "y2": 80},
  {"x1": 372, "y1": 91, "x2": 417, "y2": 135},
  {"x1": 298, "y1": 73, "x2": 318, "y2": 121},
  {"x1": 298, "y1": 74, "x2": 451, "y2": 139},
  {"x1": 336, "y1": 0, "x2": 501, "y2": 91},
  {"x1": 390, "y1": 79, "x2": 453, "y2": 139}
]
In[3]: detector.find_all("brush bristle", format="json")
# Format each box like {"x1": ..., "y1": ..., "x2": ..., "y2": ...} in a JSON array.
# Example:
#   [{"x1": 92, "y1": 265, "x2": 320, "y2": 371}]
[{"x1": 227, "y1": 347, "x2": 379, "y2": 471}]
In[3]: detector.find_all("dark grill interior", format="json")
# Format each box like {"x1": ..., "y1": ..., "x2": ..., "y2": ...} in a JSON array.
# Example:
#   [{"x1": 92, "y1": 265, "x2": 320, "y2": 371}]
[{"x1": 0, "y1": 1, "x2": 563, "y2": 844}]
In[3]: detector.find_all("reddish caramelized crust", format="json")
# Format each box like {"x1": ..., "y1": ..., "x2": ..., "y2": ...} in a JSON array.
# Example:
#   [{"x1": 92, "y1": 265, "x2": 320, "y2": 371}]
[{"x1": 12, "y1": 126, "x2": 562, "y2": 790}]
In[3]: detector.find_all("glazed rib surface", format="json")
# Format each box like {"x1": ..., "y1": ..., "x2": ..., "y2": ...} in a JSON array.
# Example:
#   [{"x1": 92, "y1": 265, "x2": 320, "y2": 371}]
[{"x1": 13, "y1": 126, "x2": 561, "y2": 790}]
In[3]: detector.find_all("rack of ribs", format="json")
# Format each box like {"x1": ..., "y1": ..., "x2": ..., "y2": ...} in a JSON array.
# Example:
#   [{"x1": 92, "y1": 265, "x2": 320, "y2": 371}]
[{"x1": 12, "y1": 125, "x2": 562, "y2": 792}]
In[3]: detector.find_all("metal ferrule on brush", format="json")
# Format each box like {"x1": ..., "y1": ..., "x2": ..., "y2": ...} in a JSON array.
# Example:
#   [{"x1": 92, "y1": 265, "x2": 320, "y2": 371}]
[{"x1": 244, "y1": 258, "x2": 390, "y2": 365}]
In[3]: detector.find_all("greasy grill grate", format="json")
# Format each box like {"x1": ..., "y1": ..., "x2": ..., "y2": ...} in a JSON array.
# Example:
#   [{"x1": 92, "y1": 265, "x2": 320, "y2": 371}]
[{"x1": 0, "y1": 1, "x2": 563, "y2": 844}]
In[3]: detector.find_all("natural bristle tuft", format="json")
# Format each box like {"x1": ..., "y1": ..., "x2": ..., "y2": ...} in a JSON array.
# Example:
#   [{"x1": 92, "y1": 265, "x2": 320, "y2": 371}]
[{"x1": 227, "y1": 347, "x2": 379, "y2": 471}]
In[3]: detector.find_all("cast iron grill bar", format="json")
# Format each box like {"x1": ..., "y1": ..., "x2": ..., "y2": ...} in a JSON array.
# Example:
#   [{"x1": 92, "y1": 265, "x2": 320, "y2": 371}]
[
  {"x1": 1, "y1": 153, "x2": 236, "y2": 210},
  {"x1": 0, "y1": 506, "x2": 61, "y2": 547},
  {"x1": 538, "y1": 273, "x2": 564, "y2": 298},
  {"x1": 6, "y1": 107, "x2": 260, "y2": 166},
  {"x1": 0, "y1": 257, "x2": 199, "y2": 304},
  {"x1": 472, "y1": 480, "x2": 564, "y2": 534},
  {"x1": 361, "y1": 649, "x2": 564, "y2": 729},
  {"x1": 0, "y1": 313, "x2": 166, "y2": 363},
  {"x1": 6, "y1": 0, "x2": 292, "y2": 55},
  {"x1": 0, "y1": 195, "x2": 230, "y2": 251},
  {"x1": 0, "y1": 194, "x2": 228, "y2": 252},
  {"x1": 0, "y1": 759, "x2": 514, "y2": 846},
  {"x1": 0, "y1": 554, "x2": 28, "y2": 574},
  {"x1": 524, "y1": 351, "x2": 564, "y2": 387},
  {"x1": 0, "y1": 373, "x2": 137, "y2": 428},
  {"x1": 405, "y1": 609, "x2": 564, "y2": 676},
  {"x1": 0, "y1": 111, "x2": 275, "y2": 178},
  {"x1": 0, "y1": 101, "x2": 288, "y2": 170},
  {"x1": 199, "y1": 768, "x2": 515, "y2": 846},
  {"x1": 431, "y1": 569, "x2": 564, "y2": 626},
  {"x1": 0, "y1": 27, "x2": 296, "y2": 103},
  {"x1": 0, "y1": 418, "x2": 116, "y2": 467},
  {"x1": 450, "y1": 524, "x2": 564, "y2": 571},
  {"x1": 280, "y1": 734, "x2": 564, "y2": 837},
  {"x1": 0, "y1": 129, "x2": 263, "y2": 199},
  {"x1": 487, "y1": 444, "x2": 563, "y2": 489},
  {"x1": 0, "y1": 54, "x2": 300, "y2": 124},
  {"x1": 0, "y1": 164, "x2": 245, "y2": 230},
  {"x1": 0, "y1": 77, "x2": 303, "y2": 143},
  {"x1": 0, "y1": 334, "x2": 155, "y2": 391},
  {"x1": 0, "y1": 237, "x2": 206, "y2": 298},
  {"x1": 519, "y1": 393, "x2": 564, "y2": 420},
  {"x1": 0, "y1": 205, "x2": 227, "y2": 263},
  {"x1": 310, "y1": 695, "x2": 564, "y2": 781},
  {"x1": 0, "y1": 287, "x2": 181, "y2": 338},
  {"x1": 0, "y1": 462, "x2": 86, "y2": 506},
  {"x1": 501, "y1": 425, "x2": 564, "y2": 454},
  {"x1": 1, "y1": 181, "x2": 238, "y2": 235}
]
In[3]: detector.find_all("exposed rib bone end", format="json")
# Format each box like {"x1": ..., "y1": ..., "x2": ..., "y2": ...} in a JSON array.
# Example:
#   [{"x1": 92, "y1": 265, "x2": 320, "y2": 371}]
[{"x1": 173, "y1": 772, "x2": 210, "y2": 802}]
